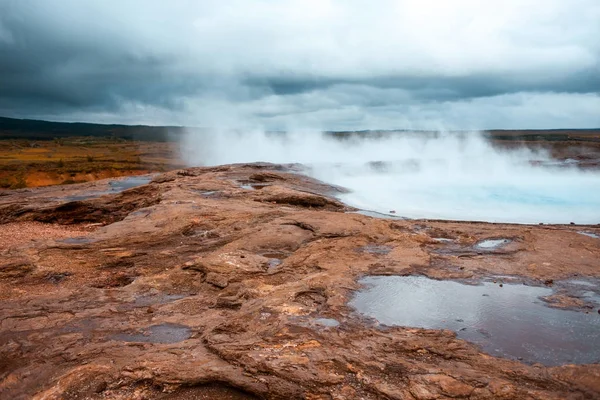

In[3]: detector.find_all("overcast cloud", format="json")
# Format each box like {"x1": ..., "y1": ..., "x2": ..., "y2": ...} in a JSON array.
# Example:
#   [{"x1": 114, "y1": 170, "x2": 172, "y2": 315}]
[{"x1": 0, "y1": 0, "x2": 599, "y2": 129}]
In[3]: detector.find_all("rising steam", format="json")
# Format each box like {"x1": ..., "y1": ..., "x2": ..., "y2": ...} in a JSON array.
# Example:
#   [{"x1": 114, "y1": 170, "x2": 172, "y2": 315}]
[{"x1": 181, "y1": 129, "x2": 600, "y2": 224}]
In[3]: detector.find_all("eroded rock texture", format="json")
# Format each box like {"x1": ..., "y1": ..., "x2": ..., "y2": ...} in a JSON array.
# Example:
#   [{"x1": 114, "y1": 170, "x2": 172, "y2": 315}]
[{"x1": 1, "y1": 163, "x2": 599, "y2": 399}]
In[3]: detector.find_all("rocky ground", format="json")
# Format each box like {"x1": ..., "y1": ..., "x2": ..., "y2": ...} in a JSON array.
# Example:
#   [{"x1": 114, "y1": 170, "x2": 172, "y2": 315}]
[{"x1": 1, "y1": 163, "x2": 599, "y2": 399}]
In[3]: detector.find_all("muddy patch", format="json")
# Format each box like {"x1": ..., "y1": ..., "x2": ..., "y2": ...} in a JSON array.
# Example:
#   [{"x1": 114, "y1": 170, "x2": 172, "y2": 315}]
[
  {"x1": 44, "y1": 271, "x2": 72, "y2": 283},
  {"x1": 350, "y1": 275, "x2": 600, "y2": 366},
  {"x1": 110, "y1": 323, "x2": 191, "y2": 344}
]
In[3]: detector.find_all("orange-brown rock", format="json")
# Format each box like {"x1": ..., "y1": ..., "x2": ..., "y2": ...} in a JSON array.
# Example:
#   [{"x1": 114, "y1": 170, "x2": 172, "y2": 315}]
[{"x1": 0, "y1": 163, "x2": 599, "y2": 399}]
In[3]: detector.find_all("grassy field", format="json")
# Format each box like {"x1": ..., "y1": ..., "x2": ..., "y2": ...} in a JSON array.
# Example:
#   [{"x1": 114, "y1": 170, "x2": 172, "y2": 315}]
[{"x1": 0, "y1": 137, "x2": 182, "y2": 189}]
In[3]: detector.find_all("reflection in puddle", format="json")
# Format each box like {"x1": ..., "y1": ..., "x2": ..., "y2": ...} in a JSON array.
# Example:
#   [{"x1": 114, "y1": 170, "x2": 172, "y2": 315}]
[
  {"x1": 433, "y1": 238, "x2": 454, "y2": 243},
  {"x1": 350, "y1": 276, "x2": 600, "y2": 365},
  {"x1": 110, "y1": 323, "x2": 191, "y2": 344},
  {"x1": 267, "y1": 258, "x2": 282, "y2": 267},
  {"x1": 63, "y1": 176, "x2": 152, "y2": 201},
  {"x1": 108, "y1": 176, "x2": 152, "y2": 191},
  {"x1": 60, "y1": 236, "x2": 94, "y2": 245},
  {"x1": 265, "y1": 259, "x2": 282, "y2": 274},
  {"x1": 475, "y1": 238, "x2": 511, "y2": 249}
]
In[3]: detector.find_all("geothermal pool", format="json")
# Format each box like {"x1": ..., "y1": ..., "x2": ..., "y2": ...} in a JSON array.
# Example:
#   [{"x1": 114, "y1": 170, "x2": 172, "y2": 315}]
[
  {"x1": 323, "y1": 160, "x2": 600, "y2": 224},
  {"x1": 350, "y1": 276, "x2": 600, "y2": 366},
  {"x1": 182, "y1": 131, "x2": 600, "y2": 224}
]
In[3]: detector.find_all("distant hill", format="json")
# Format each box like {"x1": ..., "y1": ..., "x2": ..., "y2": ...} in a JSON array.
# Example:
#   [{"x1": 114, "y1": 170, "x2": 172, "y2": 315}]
[
  {"x1": 1, "y1": 116, "x2": 599, "y2": 142},
  {"x1": 0, "y1": 116, "x2": 187, "y2": 141}
]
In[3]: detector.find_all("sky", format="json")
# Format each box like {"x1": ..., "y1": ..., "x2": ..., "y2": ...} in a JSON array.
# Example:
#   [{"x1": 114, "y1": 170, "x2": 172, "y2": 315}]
[{"x1": 0, "y1": 0, "x2": 599, "y2": 130}]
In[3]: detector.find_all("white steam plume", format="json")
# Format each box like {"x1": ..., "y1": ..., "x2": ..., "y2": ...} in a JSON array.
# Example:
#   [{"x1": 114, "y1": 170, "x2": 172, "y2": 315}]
[{"x1": 181, "y1": 129, "x2": 600, "y2": 224}]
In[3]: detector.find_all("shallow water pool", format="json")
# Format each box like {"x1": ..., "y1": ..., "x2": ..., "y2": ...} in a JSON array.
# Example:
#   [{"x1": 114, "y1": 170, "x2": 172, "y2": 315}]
[{"x1": 350, "y1": 276, "x2": 600, "y2": 365}]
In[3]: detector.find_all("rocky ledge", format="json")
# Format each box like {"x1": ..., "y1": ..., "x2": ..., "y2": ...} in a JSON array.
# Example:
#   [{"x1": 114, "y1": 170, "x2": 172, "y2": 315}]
[{"x1": 1, "y1": 163, "x2": 599, "y2": 399}]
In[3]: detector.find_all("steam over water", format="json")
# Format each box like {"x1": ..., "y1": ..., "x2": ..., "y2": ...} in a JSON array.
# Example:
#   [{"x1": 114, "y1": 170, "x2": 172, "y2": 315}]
[{"x1": 182, "y1": 130, "x2": 600, "y2": 224}]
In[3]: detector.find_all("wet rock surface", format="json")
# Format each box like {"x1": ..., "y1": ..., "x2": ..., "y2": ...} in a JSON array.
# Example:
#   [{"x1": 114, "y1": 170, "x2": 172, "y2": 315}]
[{"x1": 1, "y1": 163, "x2": 600, "y2": 399}]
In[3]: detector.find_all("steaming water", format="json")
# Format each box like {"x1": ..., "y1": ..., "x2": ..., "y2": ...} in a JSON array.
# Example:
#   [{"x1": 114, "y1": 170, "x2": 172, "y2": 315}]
[{"x1": 182, "y1": 130, "x2": 600, "y2": 224}]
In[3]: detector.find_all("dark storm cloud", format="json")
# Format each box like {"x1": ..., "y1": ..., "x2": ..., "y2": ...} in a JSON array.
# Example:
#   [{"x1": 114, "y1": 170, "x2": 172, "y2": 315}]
[
  {"x1": 0, "y1": 0, "x2": 599, "y2": 129},
  {"x1": 247, "y1": 70, "x2": 600, "y2": 102}
]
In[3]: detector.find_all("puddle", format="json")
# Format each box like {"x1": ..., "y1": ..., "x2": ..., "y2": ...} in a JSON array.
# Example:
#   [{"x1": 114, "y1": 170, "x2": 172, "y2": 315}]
[
  {"x1": 59, "y1": 236, "x2": 95, "y2": 245},
  {"x1": 239, "y1": 184, "x2": 270, "y2": 191},
  {"x1": 62, "y1": 176, "x2": 152, "y2": 201},
  {"x1": 475, "y1": 238, "x2": 511, "y2": 249},
  {"x1": 108, "y1": 176, "x2": 152, "y2": 191},
  {"x1": 350, "y1": 276, "x2": 600, "y2": 365},
  {"x1": 110, "y1": 323, "x2": 191, "y2": 344},
  {"x1": 115, "y1": 293, "x2": 187, "y2": 311},
  {"x1": 237, "y1": 178, "x2": 272, "y2": 191},
  {"x1": 357, "y1": 244, "x2": 392, "y2": 255},
  {"x1": 314, "y1": 318, "x2": 340, "y2": 327},
  {"x1": 433, "y1": 238, "x2": 455, "y2": 243},
  {"x1": 578, "y1": 231, "x2": 600, "y2": 239},
  {"x1": 197, "y1": 190, "x2": 218, "y2": 197},
  {"x1": 265, "y1": 259, "x2": 283, "y2": 274},
  {"x1": 267, "y1": 258, "x2": 282, "y2": 267},
  {"x1": 432, "y1": 238, "x2": 513, "y2": 256}
]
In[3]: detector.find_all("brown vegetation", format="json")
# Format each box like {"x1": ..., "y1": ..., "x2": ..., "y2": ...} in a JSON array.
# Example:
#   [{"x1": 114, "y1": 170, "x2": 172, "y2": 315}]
[{"x1": 0, "y1": 137, "x2": 183, "y2": 188}]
